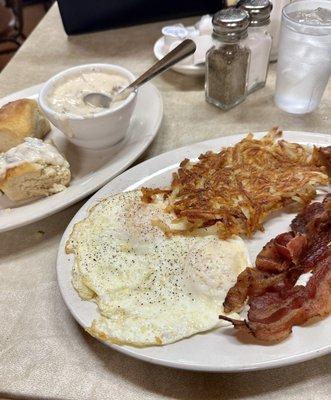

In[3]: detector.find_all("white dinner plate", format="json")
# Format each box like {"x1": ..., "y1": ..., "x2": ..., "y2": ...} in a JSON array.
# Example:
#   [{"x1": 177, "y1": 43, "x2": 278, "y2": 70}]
[
  {"x1": 57, "y1": 131, "x2": 331, "y2": 372},
  {"x1": 0, "y1": 82, "x2": 163, "y2": 232},
  {"x1": 154, "y1": 37, "x2": 205, "y2": 76}
]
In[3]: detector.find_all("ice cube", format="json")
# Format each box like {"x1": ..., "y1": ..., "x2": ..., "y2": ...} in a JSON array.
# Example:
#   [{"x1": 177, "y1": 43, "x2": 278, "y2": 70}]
[{"x1": 289, "y1": 7, "x2": 331, "y2": 25}]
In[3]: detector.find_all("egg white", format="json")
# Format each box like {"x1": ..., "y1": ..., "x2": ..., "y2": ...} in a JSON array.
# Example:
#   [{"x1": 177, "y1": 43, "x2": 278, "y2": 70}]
[{"x1": 67, "y1": 190, "x2": 250, "y2": 347}]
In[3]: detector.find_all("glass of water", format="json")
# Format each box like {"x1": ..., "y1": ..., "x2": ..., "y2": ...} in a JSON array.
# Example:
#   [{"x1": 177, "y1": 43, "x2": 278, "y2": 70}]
[{"x1": 275, "y1": 0, "x2": 331, "y2": 114}]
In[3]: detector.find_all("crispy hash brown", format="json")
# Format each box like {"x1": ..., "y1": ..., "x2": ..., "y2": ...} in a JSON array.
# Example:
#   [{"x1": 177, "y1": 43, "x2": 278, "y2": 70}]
[{"x1": 142, "y1": 128, "x2": 330, "y2": 239}]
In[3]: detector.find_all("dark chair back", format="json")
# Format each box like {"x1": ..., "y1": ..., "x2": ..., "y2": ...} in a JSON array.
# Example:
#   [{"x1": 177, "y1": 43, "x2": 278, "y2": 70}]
[{"x1": 58, "y1": 0, "x2": 225, "y2": 35}]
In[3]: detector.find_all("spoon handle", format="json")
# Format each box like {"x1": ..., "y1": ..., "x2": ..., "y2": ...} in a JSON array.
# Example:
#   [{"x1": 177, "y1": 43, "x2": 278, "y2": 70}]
[{"x1": 126, "y1": 39, "x2": 196, "y2": 92}]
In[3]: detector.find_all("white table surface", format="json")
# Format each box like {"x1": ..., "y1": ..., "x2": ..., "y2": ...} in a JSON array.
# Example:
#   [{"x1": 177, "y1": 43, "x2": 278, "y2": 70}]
[{"x1": 0, "y1": 3, "x2": 330, "y2": 400}]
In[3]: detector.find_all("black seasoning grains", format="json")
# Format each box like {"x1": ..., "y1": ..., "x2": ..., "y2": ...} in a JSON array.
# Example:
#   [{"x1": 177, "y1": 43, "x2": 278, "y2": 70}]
[
  {"x1": 206, "y1": 44, "x2": 250, "y2": 110},
  {"x1": 205, "y1": 8, "x2": 251, "y2": 110}
]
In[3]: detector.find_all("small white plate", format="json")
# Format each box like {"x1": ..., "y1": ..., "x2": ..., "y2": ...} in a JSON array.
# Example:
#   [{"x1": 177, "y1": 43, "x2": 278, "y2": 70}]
[
  {"x1": 154, "y1": 37, "x2": 205, "y2": 76},
  {"x1": 57, "y1": 131, "x2": 331, "y2": 372},
  {"x1": 0, "y1": 82, "x2": 163, "y2": 232}
]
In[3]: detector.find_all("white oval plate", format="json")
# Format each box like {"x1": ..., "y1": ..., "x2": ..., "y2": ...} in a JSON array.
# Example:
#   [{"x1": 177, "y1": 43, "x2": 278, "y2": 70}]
[
  {"x1": 57, "y1": 131, "x2": 331, "y2": 372},
  {"x1": 0, "y1": 82, "x2": 163, "y2": 232},
  {"x1": 154, "y1": 37, "x2": 205, "y2": 76}
]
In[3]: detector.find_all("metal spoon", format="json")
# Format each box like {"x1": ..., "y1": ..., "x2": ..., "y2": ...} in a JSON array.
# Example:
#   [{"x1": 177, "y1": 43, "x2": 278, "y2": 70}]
[{"x1": 83, "y1": 39, "x2": 196, "y2": 109}]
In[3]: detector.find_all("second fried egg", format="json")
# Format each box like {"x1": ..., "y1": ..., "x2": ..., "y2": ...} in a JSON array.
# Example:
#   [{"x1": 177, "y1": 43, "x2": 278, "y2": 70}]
[{"x1": 66, "y1": 190, "x2": 250, "y2": 346}]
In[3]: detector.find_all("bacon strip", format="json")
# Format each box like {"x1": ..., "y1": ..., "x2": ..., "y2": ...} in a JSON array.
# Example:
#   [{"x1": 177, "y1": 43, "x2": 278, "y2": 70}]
[
  {"x1": 314, "y1": 146, "x2": 331, "y2": 176},
  {"x1": 223, "y1": 232, "x2": 307, "y2": 313},
  {"x1": 291, "y1": 202, "x2": 325, "y2": 234},
  {"x1": 221, "y1": 194, "x2": 331, "y2": 342},
  {"x1": 256, "y1": 232, "x2": 307, "y2": 272}
]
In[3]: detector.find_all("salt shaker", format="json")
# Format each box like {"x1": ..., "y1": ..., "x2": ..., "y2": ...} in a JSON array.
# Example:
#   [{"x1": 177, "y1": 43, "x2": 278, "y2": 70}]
[
  {"x1": 269, "y1": 0, "x2": 292, "y2": 61},
  {"x1": 240, "y1": 0, "x2": 273, "y2": 93},
  {"x1": 205, "y1": 8, "x2": 251, "y2": 110}
]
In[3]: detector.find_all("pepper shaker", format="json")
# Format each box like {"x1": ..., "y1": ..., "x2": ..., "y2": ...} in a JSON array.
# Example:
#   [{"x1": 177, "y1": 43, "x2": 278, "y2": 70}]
[
  {"x1": 205, "y1": 8, "x2": 251, "y2": 110},
  {"x1": 240, "y1": 0, "x2": 273, "y2": 93}
]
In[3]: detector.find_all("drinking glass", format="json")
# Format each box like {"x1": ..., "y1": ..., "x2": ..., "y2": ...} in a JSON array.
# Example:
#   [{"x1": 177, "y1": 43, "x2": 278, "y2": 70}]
[{"x1": 275, "y1": 0, "x2": 331, "y2": 114}]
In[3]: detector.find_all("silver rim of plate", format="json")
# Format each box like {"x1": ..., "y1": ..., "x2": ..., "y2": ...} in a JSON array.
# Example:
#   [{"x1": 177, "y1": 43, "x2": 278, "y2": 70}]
[{"x1": 57, "y1": 131, "x2": 331, "y2": 372}]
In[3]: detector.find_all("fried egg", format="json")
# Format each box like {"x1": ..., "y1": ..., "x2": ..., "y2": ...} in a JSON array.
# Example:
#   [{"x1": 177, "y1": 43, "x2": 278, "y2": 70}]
[{"x1": 66, "y1": 190, "x2": 250, "y2": 347}]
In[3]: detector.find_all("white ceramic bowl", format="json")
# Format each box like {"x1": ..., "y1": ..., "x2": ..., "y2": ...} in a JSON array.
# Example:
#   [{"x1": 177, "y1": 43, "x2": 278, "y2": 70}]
[{"x1": 38, "y1": 63, "x2": 137, "y2": 150}]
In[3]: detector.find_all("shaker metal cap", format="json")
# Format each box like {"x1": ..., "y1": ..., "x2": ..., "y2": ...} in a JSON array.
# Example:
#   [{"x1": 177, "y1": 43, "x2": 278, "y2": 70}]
[
  {"x1": 239, "y1": 0, "x2": 273, "y2": 26},
  {"x1": 212, "y1": 8, "x2": 250, "y2": 38}
]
